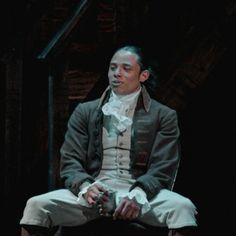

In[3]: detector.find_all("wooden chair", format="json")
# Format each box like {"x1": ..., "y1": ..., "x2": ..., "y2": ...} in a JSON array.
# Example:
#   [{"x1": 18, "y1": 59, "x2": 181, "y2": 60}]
[{"x1": 59, "y1": 217, "x2": 168, "y2": 236}]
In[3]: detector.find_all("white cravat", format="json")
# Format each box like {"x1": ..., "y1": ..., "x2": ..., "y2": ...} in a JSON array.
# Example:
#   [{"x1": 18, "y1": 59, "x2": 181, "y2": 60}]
[{"x1": 102, "y1": 88, "x2": 141, "y2": 133}]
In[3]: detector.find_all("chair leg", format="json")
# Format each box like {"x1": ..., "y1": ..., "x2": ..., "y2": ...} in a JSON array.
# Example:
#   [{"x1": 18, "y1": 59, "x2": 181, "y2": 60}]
[
  {"x1": 20, "y1": 225, "x2": 58, "y2": 236},
  {"x1": 21, "y1": 227, "x2": 31, "y2": 236},
  {"x1": 168, "y1": 227, "x2": 196, "y2": 236}
]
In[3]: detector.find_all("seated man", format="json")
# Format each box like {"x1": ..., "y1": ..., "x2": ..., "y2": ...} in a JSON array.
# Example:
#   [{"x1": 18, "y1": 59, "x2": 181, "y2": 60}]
[{"x1": 20, "y1": 45, "x2": 197, "y2": 236}]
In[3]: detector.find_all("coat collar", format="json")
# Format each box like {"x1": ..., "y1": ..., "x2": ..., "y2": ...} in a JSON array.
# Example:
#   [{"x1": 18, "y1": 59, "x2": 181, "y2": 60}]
[{"x1": 97, "y1": 85, "x2": 151, "y2": 112}]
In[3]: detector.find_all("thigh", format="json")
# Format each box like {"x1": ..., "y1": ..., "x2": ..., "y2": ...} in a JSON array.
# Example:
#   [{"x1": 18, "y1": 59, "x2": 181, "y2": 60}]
[
  {"x1": 29, "y1": 189, "x2": 80, "y2": 206},
  {"x1": 138, "y1": 189, "x2": 190, "y2": 227},
  {"x1": 28, "y1": 189, "x2": 100, "y2": 226}
]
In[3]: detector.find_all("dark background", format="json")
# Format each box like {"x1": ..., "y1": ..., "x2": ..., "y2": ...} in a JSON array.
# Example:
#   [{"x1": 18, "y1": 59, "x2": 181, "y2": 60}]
[{"x1": 1, "y1": 0, "x2": 235, "y2": 235}]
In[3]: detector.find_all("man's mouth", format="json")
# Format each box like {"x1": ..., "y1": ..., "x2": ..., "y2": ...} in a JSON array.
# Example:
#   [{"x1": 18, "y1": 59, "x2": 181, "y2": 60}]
[{"x1": 111, "y1": 80, "x2": 122, "y2": 86}]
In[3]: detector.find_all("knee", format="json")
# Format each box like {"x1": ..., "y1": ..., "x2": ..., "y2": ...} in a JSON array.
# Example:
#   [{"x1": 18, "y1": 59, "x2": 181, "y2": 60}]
[
  {"x1": 25, "y1": 195, "x2": 49, "y2": 210},
  {"x1": 170, "y1": 197, "x2": 196, "y2": 214}
]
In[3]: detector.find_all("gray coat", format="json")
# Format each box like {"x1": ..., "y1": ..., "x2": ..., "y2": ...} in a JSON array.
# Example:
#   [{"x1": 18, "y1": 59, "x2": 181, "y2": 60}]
[{"x1": 60, "y1": 86, "x2": 180, "y2": 200}]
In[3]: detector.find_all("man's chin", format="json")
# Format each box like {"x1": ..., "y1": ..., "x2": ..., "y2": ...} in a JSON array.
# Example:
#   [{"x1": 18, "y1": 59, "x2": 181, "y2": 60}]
[{"x1": 112, "y1": 89, "x2": 128, "y2": 96}]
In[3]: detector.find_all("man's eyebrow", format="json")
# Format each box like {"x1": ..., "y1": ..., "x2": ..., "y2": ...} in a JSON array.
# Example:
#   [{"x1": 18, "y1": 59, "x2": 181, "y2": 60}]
[{"x1": 109, "y1": 62, "x2": 132, "y2": 67}]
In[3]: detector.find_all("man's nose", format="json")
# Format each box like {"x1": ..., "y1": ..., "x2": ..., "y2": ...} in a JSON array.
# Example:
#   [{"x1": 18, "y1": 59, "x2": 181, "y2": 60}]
[{"x1": 114, "y1": 67, "x2": 122, "y2": 76}]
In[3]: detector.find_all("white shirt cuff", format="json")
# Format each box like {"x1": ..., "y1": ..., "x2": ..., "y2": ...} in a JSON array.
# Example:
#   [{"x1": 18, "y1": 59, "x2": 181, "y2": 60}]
[
  {"x1": 76, "y1": 181, "x2": 93, "y2": 207},
  {"x1": 76, "y1": 180, "x2": 108, "y2": 207},
  {"x1": 116, "y1": 187, "x2": 151, "y2": 215}
]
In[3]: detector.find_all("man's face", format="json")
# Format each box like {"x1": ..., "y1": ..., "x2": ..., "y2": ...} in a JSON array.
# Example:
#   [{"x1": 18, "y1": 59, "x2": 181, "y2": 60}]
[{"x1": 108, "y1": 50, "x2": 148, "y2": 95}]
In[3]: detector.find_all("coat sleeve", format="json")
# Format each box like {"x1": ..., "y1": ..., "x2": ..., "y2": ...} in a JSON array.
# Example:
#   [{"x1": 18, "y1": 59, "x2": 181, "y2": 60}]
[{"x1": 60, "y1": 103, "x2": 95, "y2": 196}]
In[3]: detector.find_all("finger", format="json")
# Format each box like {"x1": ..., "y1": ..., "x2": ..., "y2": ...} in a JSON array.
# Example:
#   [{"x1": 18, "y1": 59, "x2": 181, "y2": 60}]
[
  {"x1": 87, "y1": 196, "x2": 97, "y2": 205},
  {"x1": 113, "y1": 201, "x2": 125, "y2": 220},
  {"x1": 115, "y1": 201, "x2": 133, "y2": 220},
  {"x1": 120, "y1": 200, "x2": 140, "y2": 220},
  {"x1": 87, "y1": 191, "x2": 100, "y2": 205},
  {"x1": 120, "y1": 204, "x2": 130, "y2": 219},
  {"x1": 131, "y1": 210, "x2": 139, "y2": 219},
  {"x1": 121, "y1": 207, "x2": 133, "y2": 220},
  {"x1": 100, "y1": 193, "x2": 109, "y2": 202},
  {"x1": 94, "y1": 184, "x2": 108, "y2": 193},
  {"x1": 89, "y1": 186, "x2": 101, "y2": 196}
]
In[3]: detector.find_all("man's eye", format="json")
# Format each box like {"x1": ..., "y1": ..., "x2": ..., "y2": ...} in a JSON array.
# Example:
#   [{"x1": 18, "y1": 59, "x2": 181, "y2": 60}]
[
  {"x1": 124, "y1": 66, "x2": 131, "y2": 71},
  {"x1": 110, "y1": 65, "x2": 116, "y2": 70}
]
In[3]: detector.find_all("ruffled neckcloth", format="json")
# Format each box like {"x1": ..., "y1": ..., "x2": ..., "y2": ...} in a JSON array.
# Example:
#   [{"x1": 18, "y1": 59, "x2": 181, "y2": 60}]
[{"x1": 102, "y1": 88, "x2": 141, "y2": 133}]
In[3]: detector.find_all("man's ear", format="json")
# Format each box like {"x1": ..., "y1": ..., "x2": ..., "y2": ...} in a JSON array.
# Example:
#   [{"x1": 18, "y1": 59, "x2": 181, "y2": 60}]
[{"x1": 139, "y1": 70, "x2": 150, "y2": 82}]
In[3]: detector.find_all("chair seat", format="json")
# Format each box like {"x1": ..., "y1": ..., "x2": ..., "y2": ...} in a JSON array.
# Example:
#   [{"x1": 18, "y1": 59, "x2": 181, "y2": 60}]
[{"x1": 59, "y1": 217, "x2": 168, "y2": 236}]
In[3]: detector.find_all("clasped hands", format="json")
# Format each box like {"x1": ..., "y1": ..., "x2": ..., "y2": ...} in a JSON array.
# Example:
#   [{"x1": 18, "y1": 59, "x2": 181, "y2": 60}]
[{"x1": 83, "y1": 183, "x2": 140, "y2": 220}]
